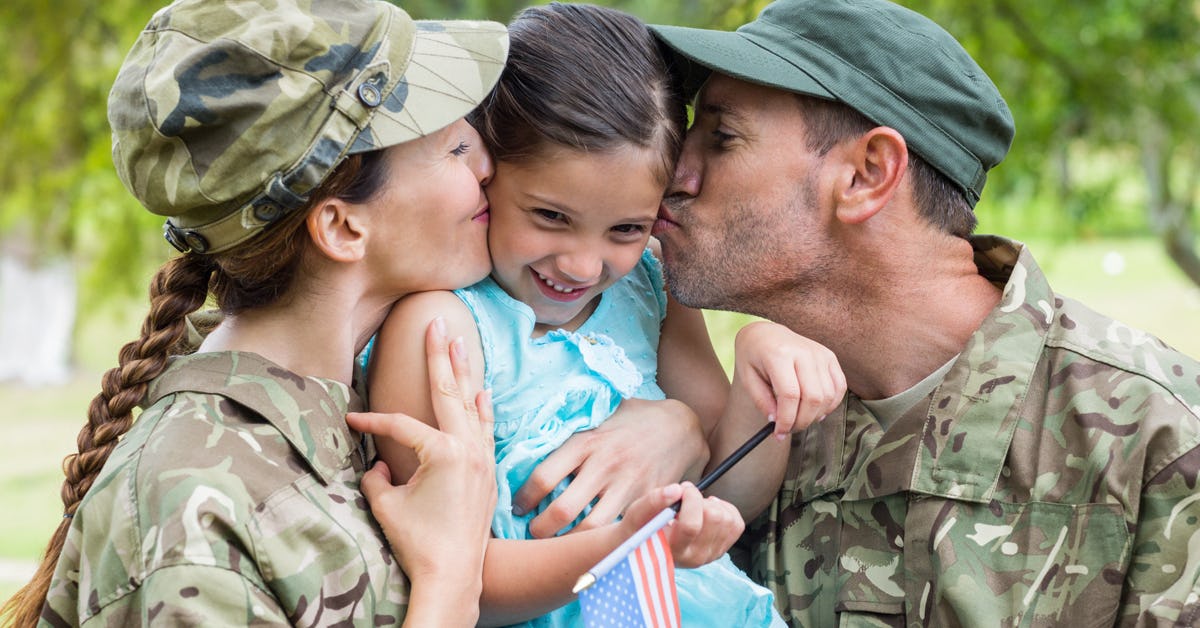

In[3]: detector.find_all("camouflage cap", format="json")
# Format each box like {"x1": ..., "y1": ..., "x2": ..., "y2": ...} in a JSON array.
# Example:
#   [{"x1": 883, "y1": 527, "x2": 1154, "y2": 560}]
[
  {"x1": 651, "y1": 0, "x2": 1014, "y2": 207},
  {"x1": 109, "y1": 0, "x2": 508, "y2": 254}
]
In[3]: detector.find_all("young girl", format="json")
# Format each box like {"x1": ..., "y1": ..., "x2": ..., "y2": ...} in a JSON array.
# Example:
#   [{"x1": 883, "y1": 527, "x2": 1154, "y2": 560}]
[{"x1": 364, "y1": 3, "x2": 843, "y2": 626}]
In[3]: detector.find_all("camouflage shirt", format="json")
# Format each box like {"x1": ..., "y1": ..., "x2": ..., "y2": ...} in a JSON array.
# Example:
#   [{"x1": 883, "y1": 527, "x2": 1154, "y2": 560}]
[
  {"x1": 42, "y1": 351, "x2": 410, "y2": 626},
  {"x1": 740, "y1": 236, "x2": 1200, "y2": 627}
]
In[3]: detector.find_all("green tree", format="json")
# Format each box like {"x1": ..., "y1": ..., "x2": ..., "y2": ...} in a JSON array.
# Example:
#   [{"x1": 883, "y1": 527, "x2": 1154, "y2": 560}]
[
  {"x1": 0, "y1": 0, "x2": 170, "y2": 300},
  {"x1": 911, "y1": 0, "x2": 1200, "y2": 284},
  {"x1": 1, "y1": 0, "x2": 1196, "y2": 302},
  {"x1": 710, "y1": 0, "x2": 1200, "y2": 285}
]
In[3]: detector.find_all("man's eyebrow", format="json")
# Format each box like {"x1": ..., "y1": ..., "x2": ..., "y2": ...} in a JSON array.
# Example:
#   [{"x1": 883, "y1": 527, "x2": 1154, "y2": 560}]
[{"x1": 697, "y1": 101, "x2": 748, "y2": 124}]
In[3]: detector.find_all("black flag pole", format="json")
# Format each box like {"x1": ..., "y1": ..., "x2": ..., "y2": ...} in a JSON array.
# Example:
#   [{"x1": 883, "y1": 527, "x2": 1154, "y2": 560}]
[{"x1": 573, "y1": 422, "x2": 777, "y2": 593}]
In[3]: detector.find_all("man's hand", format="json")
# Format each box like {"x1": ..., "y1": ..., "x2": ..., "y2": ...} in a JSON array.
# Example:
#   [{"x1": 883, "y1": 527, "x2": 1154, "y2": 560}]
[{"x1": 513, "y1": 398, "x2": 709, "y2": 538}]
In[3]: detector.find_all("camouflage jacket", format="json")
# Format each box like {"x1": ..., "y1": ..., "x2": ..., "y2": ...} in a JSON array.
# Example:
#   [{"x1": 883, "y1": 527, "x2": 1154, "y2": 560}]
[
  {"x1": 741, "y1": 236, "x2": 1200, "y2": 627},
  {"x1": 42, "y1": 351, "x2": 409, "y2": 626}
]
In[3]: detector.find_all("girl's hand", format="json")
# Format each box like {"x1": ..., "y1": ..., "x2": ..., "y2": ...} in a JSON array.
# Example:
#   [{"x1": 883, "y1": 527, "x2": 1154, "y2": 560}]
[
  {"x1": 733, "y1": 321, "x2": 846, "y2": 437},
  {"x1": 619, "y1": 483, "x2": 743, "y2": 569},
  {"x1": 347, "y1": 318, "x2": 497, "y2": 621}
]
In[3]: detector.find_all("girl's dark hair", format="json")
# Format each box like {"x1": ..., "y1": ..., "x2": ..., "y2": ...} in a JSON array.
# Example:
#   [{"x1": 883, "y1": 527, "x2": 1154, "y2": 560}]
[
  {"x1": 0, "y1": 149, "x2": 389, "y2": 627},
  {"x1": 472, "y1": 2, "x2": 685, "y2": 186}
]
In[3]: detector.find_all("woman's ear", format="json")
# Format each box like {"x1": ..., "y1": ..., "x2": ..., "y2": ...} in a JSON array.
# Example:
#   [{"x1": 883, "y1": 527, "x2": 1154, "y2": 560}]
[
  {"x1": 834, "y1": 127, "x2": 908, "y2": 225},
  {"x1": 306, "y1": 198, "x2": 367, "y2": 263}
]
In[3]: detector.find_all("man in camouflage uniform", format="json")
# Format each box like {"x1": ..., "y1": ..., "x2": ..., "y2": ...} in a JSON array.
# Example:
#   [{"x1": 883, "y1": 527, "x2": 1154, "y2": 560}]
[
  {"x1": 650, "y1": 0, "x2": 1200, "y2": 625},
  {"x1": 40, "y1": 0, "x2": 506, "y2": 624}
]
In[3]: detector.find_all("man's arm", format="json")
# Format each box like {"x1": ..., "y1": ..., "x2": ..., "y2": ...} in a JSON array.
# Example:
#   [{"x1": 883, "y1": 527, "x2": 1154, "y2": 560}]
[
  {"x1": 513, "y1": 398, "x2": 709, "y2": 538},
  {"x1": 1120, "y1": 445, "x2": 1200, "y2": 625}
]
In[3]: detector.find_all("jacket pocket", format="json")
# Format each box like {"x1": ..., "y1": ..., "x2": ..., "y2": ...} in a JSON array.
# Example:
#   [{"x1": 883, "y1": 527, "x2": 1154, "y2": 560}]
[{"x1": 905, "y1": 498, "x2": 1130, "y2": 628}]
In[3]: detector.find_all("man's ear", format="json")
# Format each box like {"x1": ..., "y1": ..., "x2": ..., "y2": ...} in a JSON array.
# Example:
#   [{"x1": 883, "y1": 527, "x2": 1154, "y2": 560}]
[
  {"x1": 834, "y1": 127, "x2": 908, "y2": 225},
  {"x1": 306, "y1": 199, "x2": 367, "y2": 263}
]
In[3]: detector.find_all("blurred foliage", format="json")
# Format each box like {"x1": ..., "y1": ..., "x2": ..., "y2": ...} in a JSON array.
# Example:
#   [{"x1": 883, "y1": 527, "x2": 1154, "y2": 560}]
[
  {"x1": 1, "y1": 0, "x2": 1198, "y2": 299},
  {"x1": 906, "y1": 0, "x2": 1200, "y2": 283},
  {"x1": 0, "y1": 0, "x2": 170, "y2": 306}
]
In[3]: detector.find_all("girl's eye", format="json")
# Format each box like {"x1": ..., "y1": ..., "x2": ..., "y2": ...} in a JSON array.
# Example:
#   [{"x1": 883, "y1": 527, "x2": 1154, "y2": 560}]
[
  {"x1": 534, "y1": 209, "x2": 566, "y2": 223},
  {"x1": 612, "y1": 224, "x2": 647, "y2": 235},
  {"x1": 451, "y1": 141, "x2": 471, "y2": 156}
]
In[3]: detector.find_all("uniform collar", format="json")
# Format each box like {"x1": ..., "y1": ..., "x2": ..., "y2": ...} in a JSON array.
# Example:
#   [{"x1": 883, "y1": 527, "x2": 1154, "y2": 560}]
[
  {"x1": 145, "y1": 351, "x2": 365, "y2": 484},
  {"x1": 906, "y1": 235, "x2": 1054, "y2": 502}
]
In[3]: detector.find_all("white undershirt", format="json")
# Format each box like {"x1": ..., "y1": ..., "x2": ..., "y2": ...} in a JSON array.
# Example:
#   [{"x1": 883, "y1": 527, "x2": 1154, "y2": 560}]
[{"x1": 859, "y1": 355, "x2": 958, "y2": 430}]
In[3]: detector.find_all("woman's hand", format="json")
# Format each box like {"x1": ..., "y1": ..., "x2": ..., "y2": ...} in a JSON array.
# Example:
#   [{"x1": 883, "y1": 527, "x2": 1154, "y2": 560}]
[
  {"x1": 619, "y1": 483, "x2": 743, "y2": 569},
  {"x1": 733, "y1": 321, "x2": 846, "y2": 437},
  {"x1": 346, "y1": 318, "x2": 496, "y2": 626},
  {"x1": 514, "y1": 398, "x2": 709, "y2": 539}
]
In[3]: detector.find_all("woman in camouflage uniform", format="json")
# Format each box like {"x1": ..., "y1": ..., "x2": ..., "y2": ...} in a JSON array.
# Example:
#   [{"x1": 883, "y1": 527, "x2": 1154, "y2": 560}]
[{"x1": 3, "y1": 0, "x2": 508, "y2": 625}]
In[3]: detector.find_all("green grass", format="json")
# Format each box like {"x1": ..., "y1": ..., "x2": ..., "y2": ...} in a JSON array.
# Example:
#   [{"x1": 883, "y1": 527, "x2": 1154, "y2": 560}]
[
  {"x1": 2, "y1": 235, "x2": 1198, "y2": 603},
  {"x1": 0, "y1": 301, "x2": 144, "y2": 602},
  {"x1": 1017, "y1": 236, "x2": 1200, "y2": 357}
]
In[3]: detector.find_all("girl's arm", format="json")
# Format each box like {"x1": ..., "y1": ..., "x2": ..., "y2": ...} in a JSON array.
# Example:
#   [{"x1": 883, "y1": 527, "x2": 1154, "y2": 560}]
[
  {"x1": 352, "y1": 317, "x2": 497, "y2": 627},
  {"x1": 653, "y1": 241, "x2": 730, "y2": 437},
  {"x1": 704, "y1": 322, "x2": 846, "y2": 520},
  {"x1": 656, "y1": 294, "x2": 794, "y2": 521},
  {"x1": 478, "y1": 483, "x2": 742, "y2": 626},
  {"x1": 367, "y1": 294, "x2": 742, "y2": 626},
  {"x1": 367, "y1": 291, "x2": 487, "y2": 483}
]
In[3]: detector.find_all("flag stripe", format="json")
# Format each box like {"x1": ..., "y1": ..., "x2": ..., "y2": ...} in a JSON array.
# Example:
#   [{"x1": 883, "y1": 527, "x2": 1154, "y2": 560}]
[
  {"x1": 650, "y1": 532, "x2": 679, "y2": 628},
  {"x1": 631, "y1": 530, "x2": 677, "y2": 628},
  {"x1": 640, "y1": 534, "x2": 662, "y2": 627},
  {"x1": 579, "y1": 525, "x2": 680, "y2": 627}
]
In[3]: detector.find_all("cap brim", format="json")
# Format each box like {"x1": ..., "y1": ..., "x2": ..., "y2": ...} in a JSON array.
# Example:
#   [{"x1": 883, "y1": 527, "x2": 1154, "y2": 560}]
[
  {"x1": 650, "y1": 24, "x2": 831, "y2": 101},
  {"x1": 350, "y1": 19, "x2": 507, "y2": 153}
]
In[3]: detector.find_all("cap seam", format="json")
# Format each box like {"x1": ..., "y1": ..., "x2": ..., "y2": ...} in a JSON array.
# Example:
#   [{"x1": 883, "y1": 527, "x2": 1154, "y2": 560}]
[{"x1": 144, "y1": 27, "x2": 218, "y2": 207}]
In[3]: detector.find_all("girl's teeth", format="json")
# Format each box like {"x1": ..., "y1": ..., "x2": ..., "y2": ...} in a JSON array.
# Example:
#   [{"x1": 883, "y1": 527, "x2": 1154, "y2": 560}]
[{"x1": 539, "y1": 273, "x2": 575, "y2": 293}]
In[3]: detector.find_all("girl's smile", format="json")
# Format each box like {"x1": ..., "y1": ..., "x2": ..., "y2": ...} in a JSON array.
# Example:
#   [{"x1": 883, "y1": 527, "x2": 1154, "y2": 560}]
[{"x1": 485, "y1": 145, "x2": 666, "y2": 335}]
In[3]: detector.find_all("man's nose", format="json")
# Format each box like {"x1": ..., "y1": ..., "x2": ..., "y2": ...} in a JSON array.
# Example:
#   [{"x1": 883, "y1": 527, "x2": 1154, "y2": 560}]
[{"x1": 665, "y1": 147, "x2": 700, "y2": 199}]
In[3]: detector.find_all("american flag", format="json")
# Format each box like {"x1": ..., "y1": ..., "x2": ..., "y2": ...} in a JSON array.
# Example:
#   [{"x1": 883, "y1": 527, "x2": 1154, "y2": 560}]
[{"x1": 578, "y1": 527, "x2": 680, "y2": 627}]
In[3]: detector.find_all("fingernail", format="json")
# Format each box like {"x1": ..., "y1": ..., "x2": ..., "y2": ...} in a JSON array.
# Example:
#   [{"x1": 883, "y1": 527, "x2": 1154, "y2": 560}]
[
  {"x1": 776, "y1": 433, "x2": 788, "y2": 442},
  {"x1": 767, "y1": 414, "x2": 776, "y2": 423},
  {"x1": 452, "y1": 336, "x2": 466, "y2": 359},
  {"x1": 433, "y1": 316, "x2": 446, "y2": 336},
  {"x1": 511, "y1": 504, "x2": 527, "y2": 516}
]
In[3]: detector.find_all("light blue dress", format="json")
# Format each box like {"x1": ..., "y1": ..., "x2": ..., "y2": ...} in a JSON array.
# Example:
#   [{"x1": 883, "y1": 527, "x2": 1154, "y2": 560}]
[{"x1": 453, "y1": 249, "x2": 784, "y2": 628}]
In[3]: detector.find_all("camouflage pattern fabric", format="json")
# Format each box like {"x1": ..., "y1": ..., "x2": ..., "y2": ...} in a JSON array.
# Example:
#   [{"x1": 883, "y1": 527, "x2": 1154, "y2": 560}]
[
  {"x1": 42, "y1": 352, "x2": 406, "y2": 626},
  {"x1": 108, "y1": 0, "x2": 506, "y2": 254},
  {"x1": 739, "y1": 235, "x2": 1200, "y2": 627}
]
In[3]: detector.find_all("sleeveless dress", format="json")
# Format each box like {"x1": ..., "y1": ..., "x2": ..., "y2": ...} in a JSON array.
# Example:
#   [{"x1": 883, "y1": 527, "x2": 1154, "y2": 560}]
[{"x1": 454, "y1": 249, "x2": 784, "y2": 628}]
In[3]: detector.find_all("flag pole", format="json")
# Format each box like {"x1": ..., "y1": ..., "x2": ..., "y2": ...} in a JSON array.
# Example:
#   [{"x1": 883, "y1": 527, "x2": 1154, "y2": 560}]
[{"x1": 572, "y1": 422, "x2": 776, "y2": 593}]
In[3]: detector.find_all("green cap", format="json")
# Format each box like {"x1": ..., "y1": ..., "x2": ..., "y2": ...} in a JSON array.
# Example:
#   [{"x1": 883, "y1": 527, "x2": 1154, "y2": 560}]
[
  {"x1": 109, "y1": 0, "x2": 508, "y2": 254},
  {"x1": 651, "y1": 0, "x2": 1014, "y2": 206}
]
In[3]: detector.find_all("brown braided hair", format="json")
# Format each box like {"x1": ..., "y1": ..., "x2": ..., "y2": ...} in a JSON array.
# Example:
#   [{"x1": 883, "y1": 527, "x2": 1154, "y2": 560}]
[{"x1": 0, "y1": 150, "x2": 388, "y2": 627}]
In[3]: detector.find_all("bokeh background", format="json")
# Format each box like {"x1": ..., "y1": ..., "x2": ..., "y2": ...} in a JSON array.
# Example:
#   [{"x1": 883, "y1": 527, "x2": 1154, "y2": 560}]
[{"x1": 2, "y1": 0, "x2": 1198, "y2": 600}]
